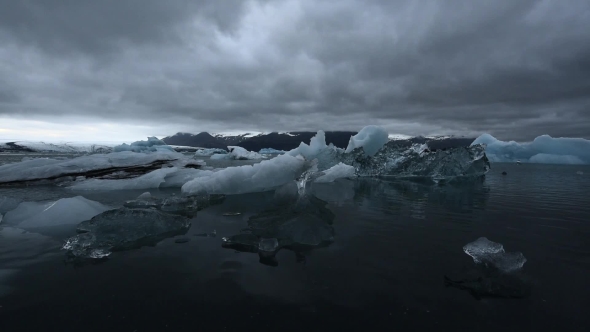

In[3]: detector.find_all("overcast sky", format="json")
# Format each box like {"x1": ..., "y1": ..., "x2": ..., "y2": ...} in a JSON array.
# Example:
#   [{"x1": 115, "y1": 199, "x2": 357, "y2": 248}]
[{"x1": 1, "y1": 0, "x2": 589, "y2": 142}]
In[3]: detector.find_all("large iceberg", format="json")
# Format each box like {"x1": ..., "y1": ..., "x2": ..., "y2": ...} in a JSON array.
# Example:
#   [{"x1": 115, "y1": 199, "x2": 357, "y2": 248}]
[
  {"x1": 3, "y1": 196, "x2": 110, "y2": 229},
  {"x1": 471, "y1": 133, "x2": 590, "y2": 165},
  {"x1": 63, "y1": 208, "x2": 191, "y2": 259},
  {"x1": 0, "y1": 150, "x2": 181, "y2": 185},
  {"x1": 113, "y1": 137, "x2": 175, "y2": 153}
]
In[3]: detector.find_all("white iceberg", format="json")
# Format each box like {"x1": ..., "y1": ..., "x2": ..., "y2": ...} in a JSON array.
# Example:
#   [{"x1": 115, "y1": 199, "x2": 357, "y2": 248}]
[
  {"x1": 228, "y1": 146, "x2": 265, "y2": 160},
  {"x1": 471, "y1": 133, "x2": 590, "y2": 165},
  {"x1": 3, "y1": 196, "x2": 110, "y2": 229},
  {"x1": 0, "y1": 150, "x2": 180, "y2": 184},
  {"x1": 314, "y1": 162, "x2": 356, "y2": 183},
  {"x1": 345, "y1": 125, "x2": 389, "y2": 156},
  {"x1": 182, "y1": 154, "x2": 307, "y2": 195},
  {"x1": 194, "y1": 148, "x2": 228, "y2": 157},
  {"x1": 113, "y1": 137, "x2": 175, "y2": 153}
]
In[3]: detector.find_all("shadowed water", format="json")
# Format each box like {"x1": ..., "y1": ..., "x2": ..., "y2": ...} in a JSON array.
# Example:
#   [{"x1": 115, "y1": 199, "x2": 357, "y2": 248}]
[{"x1": 0, "y1": 162, "x2": 589, "y2": 331}]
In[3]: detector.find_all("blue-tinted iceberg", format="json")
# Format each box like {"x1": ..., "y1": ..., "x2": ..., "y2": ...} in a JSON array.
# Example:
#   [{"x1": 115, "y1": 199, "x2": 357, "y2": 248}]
[
  {"x1": 472, "y1": 133, "x2": 590, "y2": 165},
  {"x1": 210, "y1": 146, "x2": 266, "y2": 160},
  {"x1": 113, "y1": 137, "x2": 175, "y2": 153},
  {"x1": 344, "y1": 125, "x2": 389, "y2": 156}
]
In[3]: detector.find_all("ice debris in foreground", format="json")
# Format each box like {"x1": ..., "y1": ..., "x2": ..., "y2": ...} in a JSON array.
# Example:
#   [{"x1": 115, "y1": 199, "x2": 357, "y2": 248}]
[
  {"x1": 3, "y1": 196, "x2": 110, "y2": 229},
  {"x1": 472, "y1": 133, "x2": 590, "y2": 165},
  {"x1": 463, "y1": 237, "x2": 527, "y2": 273},
  {"x1": 123, "y1": 192, "x2": 225, "y2": 217},
  {"x1": 63, "y1": 208, "x2": 191, "y2": 259}
]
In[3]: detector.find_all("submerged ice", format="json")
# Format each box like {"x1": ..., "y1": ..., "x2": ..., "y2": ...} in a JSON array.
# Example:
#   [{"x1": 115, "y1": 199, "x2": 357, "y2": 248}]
[
  {"x1": 472, "y1": 133, "x2": 590, "y2": 165},
  {"x1": 63, "y1": 208, "x2": 191, "y2": 259}
]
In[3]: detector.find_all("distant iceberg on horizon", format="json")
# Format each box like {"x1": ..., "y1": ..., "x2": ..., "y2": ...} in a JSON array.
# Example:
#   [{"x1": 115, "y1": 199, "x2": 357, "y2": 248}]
[{"x1": 472, "y1": 133, "x2": 590, "y2": 165}]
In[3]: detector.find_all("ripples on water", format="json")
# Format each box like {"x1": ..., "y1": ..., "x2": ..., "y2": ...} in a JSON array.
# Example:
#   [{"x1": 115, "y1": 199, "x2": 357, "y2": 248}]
[{"x1": 0, "y1": 160, "x2": 589, "y2": 331}]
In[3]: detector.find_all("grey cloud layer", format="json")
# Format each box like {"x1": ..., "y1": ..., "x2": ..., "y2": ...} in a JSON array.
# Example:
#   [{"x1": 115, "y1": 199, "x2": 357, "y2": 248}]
[{"x1": 1, "y1": 0, "x2": 589, "y2": 140}]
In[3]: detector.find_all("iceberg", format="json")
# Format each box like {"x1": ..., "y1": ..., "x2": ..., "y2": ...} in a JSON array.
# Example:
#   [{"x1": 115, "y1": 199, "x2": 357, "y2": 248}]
[
  {"x1": 472, "y1": 133, "x2": 590, "y2": 165},
  {"x1": 345, "y1": 125, "x2": 389, "y2": 156},
  {"x1": 0, "y1": 150, "x2": 181, "y2": 185},
  {"x1": 259, "y1": 148, "x2": 286, "y2": 155},
  {"x1": 3, "y1": 196, "x2": 110, "y2": 229},
  {"x1": 69, "y1": 167, "x2": 179, "y2": 191},
  {"x1": 463, "y1": 237, "x2": 527, "y2": 273},
  {"x1": 194, "y1": 148, "x2": 228, "y2": 157},
  {"x1": 0, "y1": 140, "x2": 114, "y2": 154},
  {"x1": 314, "y1": 162, "x2": 356, "y2": 183},
  {"x1": 113, "y1": 137, "x2": 175, "y2": 153},
  {"x1": 181, "y1": 153, "x2": 307, "y2": 195},
  {"x1": 63, "y1": 208, "x2": 191, "y2": 259}
]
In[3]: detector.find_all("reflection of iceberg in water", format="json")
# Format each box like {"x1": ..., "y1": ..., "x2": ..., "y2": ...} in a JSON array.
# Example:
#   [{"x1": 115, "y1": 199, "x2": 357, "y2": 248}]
[
  {"x1": 351, "y1": 177, "x2": 491, "y2": 217},
  {"x1": 221, "y1": 194, "x2": 335, "y2": 266}
]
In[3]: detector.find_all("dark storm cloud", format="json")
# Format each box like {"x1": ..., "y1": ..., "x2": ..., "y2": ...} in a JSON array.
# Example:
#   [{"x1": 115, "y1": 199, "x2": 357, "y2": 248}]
[{"x1": 1, "y1": 0, "x2": 589, "y2": 140}]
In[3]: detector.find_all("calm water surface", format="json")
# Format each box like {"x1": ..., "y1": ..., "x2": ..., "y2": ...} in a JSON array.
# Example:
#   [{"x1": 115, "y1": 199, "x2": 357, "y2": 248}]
[{"x1": 1, "y1": 159, "x2": 589, "y2": 331}]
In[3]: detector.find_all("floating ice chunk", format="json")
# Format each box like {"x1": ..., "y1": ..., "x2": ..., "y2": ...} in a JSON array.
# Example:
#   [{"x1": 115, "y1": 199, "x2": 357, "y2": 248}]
[
  {"x1": 463, "y1": 237, "x2": 505, "y2": 263},
  {"x1": 228, "y1": 146, "x2": 266, "y2": 160},
  {"x1": 181, "y1": 154, "x2": 306, "y2": 195},
  {"x1": 314, "y1": 163, "x2": 356, "y2": 183},
  {"x1": 0, "y1": 151, "x2": 180, "y2": 184},
  {"x1": 194, "y1": 148, "x2": 227, "y2": 157},
  {"x1": 69, "y1": 167, "x2": 179, "y2": 190},
  {"x1": 3, "y1": 196, "x2": 110, "y2": 229},
  {"x1": 113, "y1": 137, "x2": 175, "y2": 153},
  {"x1": 463, "y1": 237, "x2": 527, "y2": 273},
  {"x1": 472, "y1": 133, "x2": 590, "y2": 165},
  {"x1": 345, "y1": 125, "x2": 389, "y2": 156},
  {"x1": 64, "y1": 208, "x2": 191, "y2": 258},
  {"x1": 0, "y1": 196, "x2": 22, "y2": 214},
  {"x1": 259, "y1": 148, "x2": 286, "y2": 155}
]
